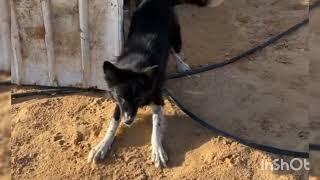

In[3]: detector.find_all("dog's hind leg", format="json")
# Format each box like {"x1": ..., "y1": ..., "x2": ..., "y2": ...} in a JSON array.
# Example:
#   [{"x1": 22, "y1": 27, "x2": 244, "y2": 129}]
[
  {"x1": 170, "y1": 14, "x2": 191, "y2": 73},
  {"x1": 150, "y1": 104, "x2": 168, "y2": 168},
  {"x1": 171, "y1": 50, "x2": 191, "y2": 73},
  {"x1": 88, "y1": 105, "x2": 120, "y2": 164}
]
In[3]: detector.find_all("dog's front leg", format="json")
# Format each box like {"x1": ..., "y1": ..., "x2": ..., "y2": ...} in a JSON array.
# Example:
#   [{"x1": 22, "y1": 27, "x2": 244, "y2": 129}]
[
  {"x1": 151, "y1": 105, "x2": 168, "y2": 168},
  {"x1": 88, "y1": 105, "x2": 120, "y2": 164}
]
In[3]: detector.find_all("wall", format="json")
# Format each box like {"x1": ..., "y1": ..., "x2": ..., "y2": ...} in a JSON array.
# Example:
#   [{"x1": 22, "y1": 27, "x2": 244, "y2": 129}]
[
  {"x1": 2, "y1": 0, "x2": 123, "y2": 89},
  {"x1": 0, "y1": 0, "x2": 11, "y2": 72}
]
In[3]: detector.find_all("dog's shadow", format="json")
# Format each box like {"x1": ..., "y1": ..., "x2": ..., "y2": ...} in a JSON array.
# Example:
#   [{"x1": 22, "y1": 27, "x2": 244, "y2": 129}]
[{"x1": 105, "y1": 112, "x2": 214, "y2": 168}]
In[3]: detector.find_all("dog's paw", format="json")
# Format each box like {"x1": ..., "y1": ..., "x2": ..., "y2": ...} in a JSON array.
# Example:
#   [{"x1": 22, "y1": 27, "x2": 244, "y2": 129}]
[
  {"x1": 151, "y1": 145, "x2": 168, "y2": 168},
  {"x1": 88, "y1": 142, "x2": 110, "y2": 164},
  {"x1": 177, "y1": 61, "x2": 191, "y2": 73}
]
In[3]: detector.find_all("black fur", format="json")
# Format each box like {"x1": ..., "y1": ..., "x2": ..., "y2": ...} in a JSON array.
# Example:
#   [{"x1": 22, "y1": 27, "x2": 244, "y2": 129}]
[
  {"x1": 125, "y1": 0, "x2": 210, "y2": 7},
  {"x1": 103, "y1": 0, "x2": 208, "y2": 125}
]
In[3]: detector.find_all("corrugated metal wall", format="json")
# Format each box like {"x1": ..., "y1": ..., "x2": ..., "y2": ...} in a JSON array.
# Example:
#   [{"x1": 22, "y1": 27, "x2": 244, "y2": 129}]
[{"x1": 0, "y1": 0, "x2": 124, "y2": 90}]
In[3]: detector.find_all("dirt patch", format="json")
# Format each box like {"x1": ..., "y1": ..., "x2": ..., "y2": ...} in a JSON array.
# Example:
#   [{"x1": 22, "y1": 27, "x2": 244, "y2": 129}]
[
  {"x1": 167, "y1": 0, "x2": 309, "y2": 151},
  {"x1": 311, "y1": 150, "x2": 320, "y2": 176},
  {"x1": 24, "y1": 26, "x2": 45, "y2": 40},
  {"x1": 171, "y1": 0, "x2": 308, "y2": 68},
  {"x1": 309, "y1": 0, "x2": 320, "y2": 177},
  {"x1": 167, "y1": 21, "x2": 309, "y2": 151},
  {"x1": 11, "y1": 93, "x2": 307, "y2": 179},
  {"x1": 0, "y1": 73, "x2": 10, "y2": 180}
]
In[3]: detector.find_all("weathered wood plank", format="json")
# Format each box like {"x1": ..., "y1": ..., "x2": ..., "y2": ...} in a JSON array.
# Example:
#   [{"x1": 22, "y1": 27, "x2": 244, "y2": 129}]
[
  {"x1": 0, "y1": 0, "x2": 12, "y2": 72},
  {"x1": 10, "y1": 0, "x2": 22, "y2": 84},
  {"x1": 42, "y1": 0, "x2": 57, "y2": 86},
  {"x1": 79, "y1": 0, "x2": 91, "y2": 87}
]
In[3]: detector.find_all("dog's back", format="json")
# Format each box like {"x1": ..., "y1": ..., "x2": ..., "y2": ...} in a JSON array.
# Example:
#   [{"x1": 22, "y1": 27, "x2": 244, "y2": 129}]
[
  {"x1": 116, "y1": 0, "x2": 175, "y2": 79},
  {"x1": 116, "y1": 0, "x2": 212, "y2": 74}
]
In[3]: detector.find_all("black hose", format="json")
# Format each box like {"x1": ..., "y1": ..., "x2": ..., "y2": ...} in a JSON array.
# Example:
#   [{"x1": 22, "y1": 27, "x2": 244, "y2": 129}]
[
  {"x1": 310, "y1": 0, "x2": 320, "y2": 10},
  {"x1": 10, "y1": 86, "x2": 312, "y2": 158},
  {"x1": 167, "y1": 18, "x2": 309, "y2": 79},
  {"x1": 0, "y1": 80, "x2": 11, "y2": 85},
  {"x1": 310, "y1": 144, "x2": 320, "y2": 151},
  {"x1": 11, "y1": 89, "x2": 85, "y2": 98},
  {"x1": 165, "y1": 89, "x2": 309, "y2": 158},
  {"x1": 167, "y1": 0, "x2": 320, "y2": 80}
]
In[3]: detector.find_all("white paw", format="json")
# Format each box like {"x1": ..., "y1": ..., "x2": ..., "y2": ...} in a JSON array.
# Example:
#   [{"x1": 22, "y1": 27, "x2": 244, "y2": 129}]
[
  {"x1": 151, "y1": 144, "x2": 168, "y2": 168},
  {"x1": 88, "y1": 142, "x2": 111, "y2": 164},
  {"x1": 177, "y1": 61, "x2": 191, "y2": 73},
  {"x1": 172, "y1": 51, "x2": 192, "y2": 73},
  {"x1": 208, "y1": 0, "x2": 224, "y2": 7}
]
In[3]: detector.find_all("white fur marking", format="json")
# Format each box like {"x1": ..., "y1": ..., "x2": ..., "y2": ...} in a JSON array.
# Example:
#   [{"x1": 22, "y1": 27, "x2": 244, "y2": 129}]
[
  {"x1": 208, "y1": 0, "x2": 224, "y2": 7},
  {"x1": 151, "y1": 105, "x2": 168, "y2": 168},
  {"x1": 88, "y1": 118, "x2": 119, "y2": 164},
  {"x1": 124, "y1": 112, "x2": 130, "y2": 120},
  {"x1": 172, "y1": 51, "x2": 191, "y2": 73}
]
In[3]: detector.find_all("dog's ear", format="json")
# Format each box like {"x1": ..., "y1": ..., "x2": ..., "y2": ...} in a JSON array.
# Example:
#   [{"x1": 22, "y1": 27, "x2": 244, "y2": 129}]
[
  {"x1": 141, "y1": 65, "x2": 159, "y2": 77},
  {"x1": 103, "y1": 61, "x2": 122, "y2": 86}
]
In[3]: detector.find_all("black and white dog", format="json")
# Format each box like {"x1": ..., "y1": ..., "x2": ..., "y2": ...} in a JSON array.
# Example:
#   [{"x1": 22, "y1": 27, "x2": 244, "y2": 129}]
[{"x1": 88, "y1": 0, "x2": 211, "y2": 168}]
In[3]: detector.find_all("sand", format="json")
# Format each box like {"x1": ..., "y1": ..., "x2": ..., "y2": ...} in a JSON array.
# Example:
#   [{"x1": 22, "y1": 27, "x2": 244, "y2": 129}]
[
  {"x1": 11, "y1": 93, "x2": 307, "y2": 179},
  {"x1": 309, "y1": 0, "x2": 320, "y2": 177},
  {"x1": 167, "y1": 4, "x2": 309, "y2": 152},
  {"x1": 0, "y1": 72, "x2": 11, "y2": 180}
]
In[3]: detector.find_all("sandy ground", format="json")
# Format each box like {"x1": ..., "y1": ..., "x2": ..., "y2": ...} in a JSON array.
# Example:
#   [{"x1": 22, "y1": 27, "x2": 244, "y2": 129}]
[
  {"x1": 309, "y1": 0, "x2": 320, "y2": 177},
  {"x1": 168, "y1": 0, "x2": 310, "y2": 151},
  {"x1": 311, "y1": 150, "x2": 320, "y2": 177},
  {"x1": 0, "y1": 72, "x2": 11, "y2": 180},
  {"x1": 11, "y1": 93, "x2": 307, "y2": 179},
  {"x1": 10, "y1": 0, "x2": 315, "y2": 179}
]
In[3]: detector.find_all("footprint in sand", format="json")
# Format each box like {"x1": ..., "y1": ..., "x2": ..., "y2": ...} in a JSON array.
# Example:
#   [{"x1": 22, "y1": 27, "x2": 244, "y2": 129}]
[{"x1": 53, "y1": 132, "x2": 71, "y2": 150}]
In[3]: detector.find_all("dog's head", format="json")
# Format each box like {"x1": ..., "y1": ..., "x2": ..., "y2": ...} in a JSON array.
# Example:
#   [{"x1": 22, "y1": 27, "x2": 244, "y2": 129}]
[{"x1": 103, "y1": 61, "x2": 157, "y2": 126}]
